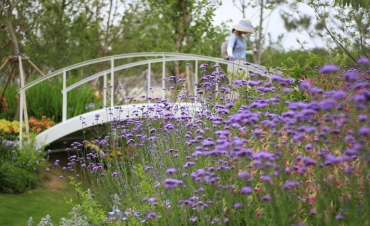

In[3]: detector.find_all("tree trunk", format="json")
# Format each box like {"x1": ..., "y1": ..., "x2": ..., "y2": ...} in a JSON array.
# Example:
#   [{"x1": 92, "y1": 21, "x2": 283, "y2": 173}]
[
  {"x1": 5, "y1": 4, "x2": 22, "y2": 121},
  {"x1": 254, "y1": 0, "x2": 264, "y2": 65}
]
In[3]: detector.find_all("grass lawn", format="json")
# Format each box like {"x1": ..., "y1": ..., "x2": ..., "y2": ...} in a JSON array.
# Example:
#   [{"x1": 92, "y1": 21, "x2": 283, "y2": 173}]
[
  {"x1": 0, "y1": 152, "x2": 81, "y2": 226},
  {"x1": 0, "y1": 188, "x2": 79, "y2": 226}
]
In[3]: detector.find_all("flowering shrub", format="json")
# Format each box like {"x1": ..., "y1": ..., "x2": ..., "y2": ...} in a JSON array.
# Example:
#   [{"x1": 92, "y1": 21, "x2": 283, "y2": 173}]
[
  {"x1": 0, "y1": 141, "x2": 48, "y2": 194},
  {"x1": 35, "y1": 57, "x2": 370, "y2": 225},
  {"x1": 0, "y1": 119, "x2": 25, "y2": 140},
  {"x1": 28, "y1": 116, "x2": 56, "y2": 133}
]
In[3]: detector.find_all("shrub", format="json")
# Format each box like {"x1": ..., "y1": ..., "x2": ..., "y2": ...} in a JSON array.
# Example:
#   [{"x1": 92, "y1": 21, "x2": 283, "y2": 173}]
[
  {"x1": 0, "y1": 162, "x2": 38, "y2": 193},
  {"x1": 0, "y1": 119, "x2": 25, "y2": 141},
  {"x1": 0, "y1": 140, "x2": 48, "y2": 194},
  {"x1": 29, "y1": 116, "x2": 56, "y2": 133}
]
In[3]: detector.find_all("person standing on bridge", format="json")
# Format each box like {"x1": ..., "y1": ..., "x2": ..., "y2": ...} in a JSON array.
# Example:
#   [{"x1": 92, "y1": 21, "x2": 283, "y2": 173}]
[{"x1": 226, "y1": 18, "x2": 256, "y2": 76}]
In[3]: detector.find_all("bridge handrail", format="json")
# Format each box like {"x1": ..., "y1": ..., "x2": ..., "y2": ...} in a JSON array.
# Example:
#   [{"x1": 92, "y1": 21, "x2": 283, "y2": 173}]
[
  {"x1": 65, "y1": 56, "x2": 266, "y2": 92},
  {"x1": 18, "y1": 52, "x2": 266, "y2": 92},
  {"x1": 17, "y1": 52, "x2": 267, "y2": 147}
]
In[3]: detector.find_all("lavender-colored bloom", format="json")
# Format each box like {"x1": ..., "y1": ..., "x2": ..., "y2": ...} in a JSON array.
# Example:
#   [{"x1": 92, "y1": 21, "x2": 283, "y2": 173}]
[
  {"x1": 343, "y1": 71, "x2": 358, "y2": 82},
  {"x1": 164, "y1": 178, "x2": 183, "y2": 189},
  {"x1": 358, "y1": 56, "x2": 370, "y2": 65},
  {"x1": 237, "y1": 171, "x2": 250, "y2": 179},
  {"x1": 343, "y1": 166, "x2": 354, "y2": 175},
  {"x1": 240, "y1": 186, "x2": 253, "y2": 194},
  {"x1": 299, "y1": 81, "x2": 311, "y2": 90},
  {"x1": 6, "y1": 141, "x2": 12, "y2": 147},
  {"x1": 319, "y1": 99, "x2": 336, "y2": 111},
  {"x1": 359, "y1": 127, "x2": 370, "y2": 136},
  {"x1": 319, "y1": 64, "x2": 339, "y2": 74},
  {"x1": 166, "y1": 168, "x2": 177, "y2": 174},
  {"x1": 330, "y1": 90, "x2": 346, "y2": 100},
  {"x1": 335, "y1": 214, "x2": 344, "y2": 220},
  {"x1": 261, "y1": 195, "x2": 271, "y2": 201},
  {"x1": 358, "y1": 115, "x2": 368, "y2": 122},
  {"x1": 190, "y1": 216, "x2": 198, "y2": 222},
  {"x1": 233, "y1": 202, "x2": 242, "y2": 209},
  {"x1": 283, "y1": 88, "x2": 292, "y2": 94},
  {"x1": 202, "y1": 140, "x2": 215, "y2": 147},
  {"x1": 147, "y1": 212, "x2": 156, "y2": 219},
  {"x1": 112, "y1": 172, "x2": 119, "y2": 177},
  {"x1": 183, "y1": 162, "x2": 196, "y2": 168},
  {"x1": 283, "y1": 181, "x2": 300, "y2": 190},
  {"x1": 260, "y1": 175, "x2": 271, "y2": 182}
]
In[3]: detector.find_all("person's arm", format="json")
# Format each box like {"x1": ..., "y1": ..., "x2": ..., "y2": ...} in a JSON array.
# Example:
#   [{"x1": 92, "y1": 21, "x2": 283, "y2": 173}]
[{"x1": 226, "y1": 35, "x2": 237, "y2": 58}]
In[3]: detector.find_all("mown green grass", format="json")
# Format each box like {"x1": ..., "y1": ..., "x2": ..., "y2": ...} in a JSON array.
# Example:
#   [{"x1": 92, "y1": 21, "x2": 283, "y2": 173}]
[{"x1": 0, "y1": 172, "x2": 80, "y2": 226}]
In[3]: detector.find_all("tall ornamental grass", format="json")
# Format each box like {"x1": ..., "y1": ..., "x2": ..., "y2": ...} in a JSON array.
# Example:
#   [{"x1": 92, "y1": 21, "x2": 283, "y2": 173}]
[
  {"x1": 25, "y1": 75, "x2": 101, "y2": 122},
  {"x1": 37, "y1": 57, "x2": 369, "y2": 226}
]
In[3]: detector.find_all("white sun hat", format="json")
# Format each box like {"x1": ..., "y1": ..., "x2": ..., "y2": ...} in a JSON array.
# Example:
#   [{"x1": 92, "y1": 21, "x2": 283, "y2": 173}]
[{"x1": 232, "y1": 18, "x2": 254, "y2": 33}]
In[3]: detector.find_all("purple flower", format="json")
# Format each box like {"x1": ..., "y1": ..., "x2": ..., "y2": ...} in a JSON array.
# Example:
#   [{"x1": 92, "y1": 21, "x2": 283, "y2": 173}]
[
  {"x1": 359, "y1": 127, "x2": 370, "y2": 136},
  {"x1": 335, "y1": 214, "x2": 344, "y2": 220},
  {"x1": 260, "y1": 175, "x2": 271, "y2": 182},
  {"x1": 166, "y1": 168, "x2": 177, "y2": 174},
  {"x1": 343, "y1": 71, "x2": 358, "y2": 82},
  {"x1": 233, "y1": 202, "x2": 242, "y2": 209},
  {"x1": 283, "y1": 181, "x2": 300, "y2": 190},
  {"x1": 299, "y1": 81, "x2": 311, "y2": 90},
  {"x1": 358, "y1": 56, "x2": 370, "y2": 65},
  {"x1": 240, "y1": 186, "x2": 253, "y2": 194},
  {"x1": 237, "y1": 171, "x2": 250, "y2": 179},
  {"x1": 202, "y1": 140, "x2": 215, "y2": 147},
  {"x1": 164, "y1": 178, "x2": 183, "y2": 189},
  {"x1": 112, "y1": 172, "x2": 119, "y2": 177},
  {"x1": 319, "y1": 99, "x2": 336, "y2": 111},
  {"x1": 261, "y1": 195, "x2": 271, "y2": 201},
  {"x1": 319, "y1": 64, "x2": 339, "y2": 74},
  {"x1": 6, "y1": 141, "x2": 12, "y2": 148},
  {"x1": 358, "y1": 115, "x2": 368, "y2": 122},
  {"x1": 147, "y1": 212, "x2": 157, "y2": 219},
  {"x1": 183, "y1": 162, "x2": 196, "y2": 168}
]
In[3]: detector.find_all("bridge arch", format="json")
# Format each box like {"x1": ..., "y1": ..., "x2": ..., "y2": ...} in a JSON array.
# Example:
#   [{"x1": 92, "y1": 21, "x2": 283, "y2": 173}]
[{"x1": 17, "y1": 52, "x2": 267, "y2": 149}]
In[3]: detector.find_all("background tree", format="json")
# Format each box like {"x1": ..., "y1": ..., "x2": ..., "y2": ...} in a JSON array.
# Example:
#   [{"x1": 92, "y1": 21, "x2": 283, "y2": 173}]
[
  {"x1": 142, "y1": 0, "x2": 222, "y2": 77},
  {"x1": 280, "y1": 0, "x2": 369, "y2": 63}
]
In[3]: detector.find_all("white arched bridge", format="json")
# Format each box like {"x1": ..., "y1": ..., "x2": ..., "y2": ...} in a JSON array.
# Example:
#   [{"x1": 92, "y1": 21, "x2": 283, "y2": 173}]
[{"x1": 17, "y1": 52, "x2": 267, "y2": 151}]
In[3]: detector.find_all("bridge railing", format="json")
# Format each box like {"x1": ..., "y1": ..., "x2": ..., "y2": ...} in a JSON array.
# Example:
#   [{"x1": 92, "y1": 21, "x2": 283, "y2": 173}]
[{"x1": 18, "y1": 52, "x2": 267, "y2": 145}]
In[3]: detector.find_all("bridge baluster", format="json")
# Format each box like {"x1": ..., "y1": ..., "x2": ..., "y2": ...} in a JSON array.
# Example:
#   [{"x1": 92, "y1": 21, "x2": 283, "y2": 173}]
[
  {"x1": 62, "y1": 69, "x2": 67, "y2": 122},
  {"x1": 110, "y1": 57, "x2": 114, "y2": 108},
  {"x1": 103, "y1": 72, "x2": 107, "y2": 107},
  {"x1": 162, "y1": 53, "x2": 165, "y2": 100},
  {"x1": 147, "y1": 61, "x2": 151, "y2": 103}
]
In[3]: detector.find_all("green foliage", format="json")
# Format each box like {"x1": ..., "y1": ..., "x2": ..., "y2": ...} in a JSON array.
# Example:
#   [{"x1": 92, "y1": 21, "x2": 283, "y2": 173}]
[
  {"x1": 62, "y1": 177, "x2": 107, "y2": 225},
  {"x1": 0, "y1": 162, "x2": 38, "y2": 193},
  {"x1": 24, "y1": 75, "x2": 100, "y2": 122},
  {"x1": 333, "y1": 0, "x2": 369, "y2": 8},
  {"x1": 0, "y1": 140, "x2": 47, "y2": 194},
  {"x1": 0, "y1": 84, "x2": 18, "y2": 120}
]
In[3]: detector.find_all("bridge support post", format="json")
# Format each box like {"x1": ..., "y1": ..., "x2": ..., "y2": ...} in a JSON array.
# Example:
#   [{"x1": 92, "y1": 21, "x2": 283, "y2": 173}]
[
  {"x1": 216, "y1": 60, "x2": 219, "y2": 93},
  {"x1": 62, "y1": 69, "x2": 67, "y2": 122},
  {"x1": 162, "y1": 53, "x2": 165, "y2": 100},
  {"x1": 103, "y1": 72, "x2": 107, "y2": 107},
  {"x1": 194, "y1": 60, "x2": 198, "y2": 98},
  {"x1": 110, "y1": 57, "x2": 114, "y2": 108},
  {"x1": 147, "y1": 61, "x2": 151, "y2": 102}
]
